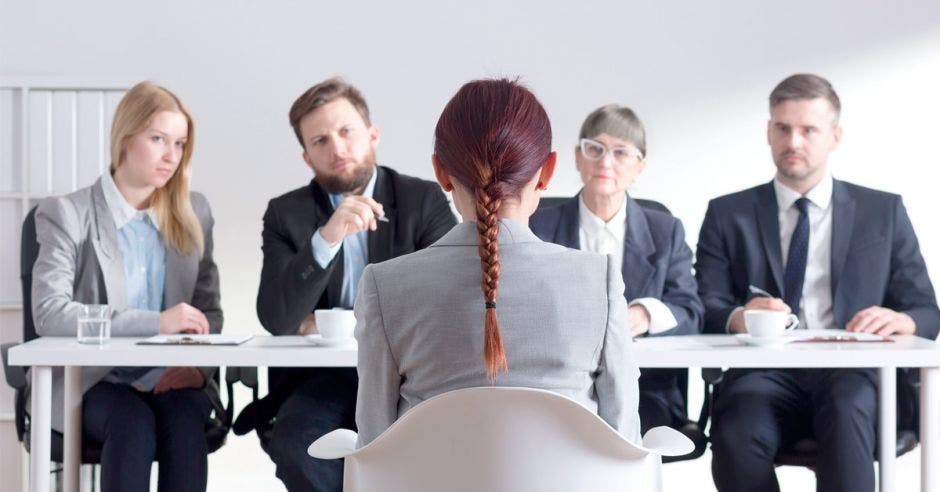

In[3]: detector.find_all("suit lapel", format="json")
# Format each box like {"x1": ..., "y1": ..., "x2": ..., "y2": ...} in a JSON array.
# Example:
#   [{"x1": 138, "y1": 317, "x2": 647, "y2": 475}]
[
  {"x1": 755, "y1": 182, "x2": 785, "y2": 295},
  {"x1": 368, "y1": 166, "x2": 397, "y2": 264},
  {"x1": 90, "y1": 180, "x2": 128, "y2": 310},
  {"x1": 622, "y1": 196, "x2": 656, "y2": 299},
  {"x1": 829, "y1": 180, "x2": 855, "y2": 302},
  {"x1": 554, "y1": 194, "x2": 581, "y2": 248}
]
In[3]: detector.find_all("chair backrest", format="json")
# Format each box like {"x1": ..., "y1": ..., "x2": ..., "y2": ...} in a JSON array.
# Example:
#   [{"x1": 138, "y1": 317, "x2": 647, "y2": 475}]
[
  {"x1": 342, "y1": 387, "x2": 666, "y2": 492},
  {"x1": 21, "y1": 206, "x2": 40, "y2": 342}
]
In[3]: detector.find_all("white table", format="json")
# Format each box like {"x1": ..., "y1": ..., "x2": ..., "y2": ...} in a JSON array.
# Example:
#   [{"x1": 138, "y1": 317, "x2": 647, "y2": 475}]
[{"x1": 10, "y1": 334, "x2": 940, "y2": 492}]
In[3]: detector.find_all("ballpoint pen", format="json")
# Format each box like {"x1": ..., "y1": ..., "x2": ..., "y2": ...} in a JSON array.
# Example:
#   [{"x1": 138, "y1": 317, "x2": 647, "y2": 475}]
[
  {"x1": 748, "y1": 285, "x2": 773, "y2": 298},
  {"x1": 376, "y1": 215, "x2": 389, "y2": 223}
]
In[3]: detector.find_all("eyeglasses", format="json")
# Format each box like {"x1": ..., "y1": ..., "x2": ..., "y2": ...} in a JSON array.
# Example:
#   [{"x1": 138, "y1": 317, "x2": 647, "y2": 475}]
[{"x1": 579, "y1": 138, "x2": 643, "y2": 163}]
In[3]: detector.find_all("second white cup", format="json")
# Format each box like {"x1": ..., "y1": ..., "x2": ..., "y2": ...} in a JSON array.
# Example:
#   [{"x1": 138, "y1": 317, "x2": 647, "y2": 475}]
[
  {"x1": 315, "y1": 309, "x2": 356, "y2": 340},
  {"x1": 744, "y1": 309, "x2": 799, "y2": 338}
]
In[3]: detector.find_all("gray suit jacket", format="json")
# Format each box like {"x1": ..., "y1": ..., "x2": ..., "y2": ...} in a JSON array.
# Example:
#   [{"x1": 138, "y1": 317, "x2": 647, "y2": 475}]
[
  {"x1": 354, "y1": 219, "x2": 641, "y2": 446},
  {"x1": 31, "y1": 178, "x2": 223, "y2": 431}
]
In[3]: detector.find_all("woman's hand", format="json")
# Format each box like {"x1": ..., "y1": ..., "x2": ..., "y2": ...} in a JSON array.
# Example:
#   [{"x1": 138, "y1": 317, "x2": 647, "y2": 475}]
[
  {"x1": 153, "y1": 367, "x2": 205, "y2": 393},
  {"x1": 159, "y1": 303, "x2": 209, "y2": 334}
]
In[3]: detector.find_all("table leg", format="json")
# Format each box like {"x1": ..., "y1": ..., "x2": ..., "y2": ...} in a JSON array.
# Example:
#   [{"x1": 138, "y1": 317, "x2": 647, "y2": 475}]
[
  {"x1": 29, "y1": 366, "x2": 51, "y2": 492},
  {"x1": 921, "y1": 367, "x2": 939, "y2": 492},
  {"x1": 880, "y1": 366, "x2": 896, "y2": 492},
  {"x1": 64, "y1": 366, "x2": 82, "y2": 492}
]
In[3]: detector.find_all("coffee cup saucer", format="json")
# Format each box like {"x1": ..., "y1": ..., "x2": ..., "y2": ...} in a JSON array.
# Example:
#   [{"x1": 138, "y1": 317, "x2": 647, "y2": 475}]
[
  {"x1": 304, "y1": 334, "x2": 355, "y2": 347},
  {"x1": 735, "y1": 334, "x2": 791, "y2": 347}
]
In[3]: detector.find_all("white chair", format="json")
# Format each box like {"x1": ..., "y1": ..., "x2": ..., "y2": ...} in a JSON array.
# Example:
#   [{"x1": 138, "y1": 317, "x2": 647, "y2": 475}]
[{"x1": 309, "y1": 387, "x2": 694, "y2": 492}]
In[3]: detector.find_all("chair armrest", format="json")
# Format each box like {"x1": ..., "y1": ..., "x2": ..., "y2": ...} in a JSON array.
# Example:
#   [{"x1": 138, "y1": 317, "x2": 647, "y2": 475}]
[
  {"x1": 642, "y1": 426, "x2": 695, "y2": 456},
  {"x1": 308, "y1": 429, "x2": 358, "y2": 459},
  {"x1": 1, "y1": 343, "x2": 27, "y2": 389}
]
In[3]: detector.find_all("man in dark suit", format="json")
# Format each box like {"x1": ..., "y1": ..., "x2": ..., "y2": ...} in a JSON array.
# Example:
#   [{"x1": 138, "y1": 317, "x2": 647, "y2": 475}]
[
  {"x1": 255, "y1": 77, "x2": 457, "y2": 491},
  {"x1": 695, "y1": 73, "x2": 940, "y2": 491}
]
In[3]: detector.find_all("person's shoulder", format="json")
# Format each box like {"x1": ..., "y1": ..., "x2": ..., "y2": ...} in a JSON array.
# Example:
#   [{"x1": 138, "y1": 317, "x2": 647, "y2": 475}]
[
  {"x1": 837, "y1": 179, "x2": 901, "y2": 203},
  {"x1": 268, "y1": 182, "x2": 314, "y2": 204},
  {"x1": 37, "y1": 184, "x2": 94, "y2": 217},
  {"x1": 706, "y1": 182, "x2": 768, "y2": 210},
  {"x1": 189, "y1": 190, "x2": 211, "y2": 212}
]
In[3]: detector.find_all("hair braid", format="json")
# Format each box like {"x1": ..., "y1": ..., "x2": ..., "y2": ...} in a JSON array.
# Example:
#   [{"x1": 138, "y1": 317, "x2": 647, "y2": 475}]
[{"x1": 475, "y1": 180, "x2": 507, "y2": 382}]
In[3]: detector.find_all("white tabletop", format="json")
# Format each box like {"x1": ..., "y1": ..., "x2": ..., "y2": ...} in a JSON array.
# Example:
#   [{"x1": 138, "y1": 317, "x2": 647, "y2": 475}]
[
  {"x1": 632, "y1": 334, "x2": 940, "y2": 368},
  {"x1": 9, "y1": 333, "x2": 940, "y2": 369}
]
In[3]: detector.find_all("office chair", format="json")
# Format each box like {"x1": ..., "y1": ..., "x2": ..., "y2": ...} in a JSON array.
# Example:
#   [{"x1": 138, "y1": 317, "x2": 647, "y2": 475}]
[{"x1": 309, "y1": 387, "x2": 694, "y2": 492}]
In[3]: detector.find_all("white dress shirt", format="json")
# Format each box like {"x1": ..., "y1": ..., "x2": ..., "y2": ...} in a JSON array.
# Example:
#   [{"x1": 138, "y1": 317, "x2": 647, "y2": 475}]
[
  {"x1": 773, "y1": 175, "x2": 836, "y2": 331},
  {"x1": 578, "y1": 195, "x2": 677, "y2": 334}
]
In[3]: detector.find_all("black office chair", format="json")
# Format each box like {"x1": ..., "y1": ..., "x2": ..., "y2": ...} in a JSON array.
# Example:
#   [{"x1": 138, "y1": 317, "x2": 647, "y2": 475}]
[
  {"x1": 704, "y1": 368, "x2": 920, "y2": 469},
  {"x1": 536, "y1": 195, "x2": 710, "y2": 463},
  {"x1": 0, "y1": 206, "x2": 234, "y2": 486}
]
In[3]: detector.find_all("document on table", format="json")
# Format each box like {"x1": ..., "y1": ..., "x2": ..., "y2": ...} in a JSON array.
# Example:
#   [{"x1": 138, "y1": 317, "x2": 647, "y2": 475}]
[
  {"x1": 137, "y1": 334, "x2": 254, "y2": 345},
  {"x1": 788, "y1": 329, "x2": 893, "y2": 343}
]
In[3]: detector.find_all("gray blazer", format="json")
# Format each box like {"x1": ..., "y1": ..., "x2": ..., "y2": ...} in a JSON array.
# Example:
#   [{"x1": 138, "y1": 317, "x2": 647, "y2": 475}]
[
  {"x1": 31, "y1": 178, "x2": 222, "y2": 431},
  {"x1": 354, "y1": 219, "x2": 641, "y2": 446}
]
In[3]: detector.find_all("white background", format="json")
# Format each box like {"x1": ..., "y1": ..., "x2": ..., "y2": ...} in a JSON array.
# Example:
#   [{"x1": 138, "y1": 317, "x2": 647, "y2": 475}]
[{"x1": 2, "y1": 1, "x2": 938, "y2": 490}]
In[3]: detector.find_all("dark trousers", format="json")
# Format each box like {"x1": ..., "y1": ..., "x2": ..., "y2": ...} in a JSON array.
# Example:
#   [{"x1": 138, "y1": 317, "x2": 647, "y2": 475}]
[
  {"x1": 266, "y1": 368, "x2": 358, "y2": 492},
  {"x1": 710, "y1": 368, "x2": 878, "y2": 492},
  {"x1": 82, "y1": 381, "x2": 212, "y2": 492},
  {"x1": 638, "y1": 369, "x2": 686, "y2": 434},
  {"x1": 639, "y1": 386, "x2": 685, "y2": 434}
]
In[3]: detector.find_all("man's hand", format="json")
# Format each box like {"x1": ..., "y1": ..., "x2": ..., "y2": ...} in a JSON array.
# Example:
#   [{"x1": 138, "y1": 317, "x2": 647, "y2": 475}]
[
  {"x1": 153, "y1": 367, "x2": 205, "y2": 394},
  {"x1": 728, "y1": 297, "x2": 791, "y2": 334},
  {"x1": 846, "y1": 306, "x2": 915, "y2": 336},
  {"x1": 319, "y1": 195, "x2": 385, "y2": 245},
  {"x1": 295, "y1": 313, "x2": 318, "y2": 335},
  {"x1": 628, "y1": 305, "x2": 651, "y2": 337},
  {"x1": 159, "y1": 303, "x2": 209, "y2": 334}
]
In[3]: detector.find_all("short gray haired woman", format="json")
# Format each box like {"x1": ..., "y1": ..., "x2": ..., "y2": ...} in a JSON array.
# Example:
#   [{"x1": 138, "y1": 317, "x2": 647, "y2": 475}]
[{"x1": 530, "y1": 104, "x2": 703, "y2": 434}]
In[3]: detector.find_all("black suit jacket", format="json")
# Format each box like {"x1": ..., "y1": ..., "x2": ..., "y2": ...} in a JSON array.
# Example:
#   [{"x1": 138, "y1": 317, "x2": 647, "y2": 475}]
[
  {"x1": 695, "y1": 179, "x2": 940, "y2": 339},
  {"x1": 530, "y1": 193, "x2": 703, "y2": 401},
  {"x1": 257, "y1": 165, "x2": 457, "y2": 335},
  {"x1": 250, "y1": 166, "x2": 457, "y2": 425}
]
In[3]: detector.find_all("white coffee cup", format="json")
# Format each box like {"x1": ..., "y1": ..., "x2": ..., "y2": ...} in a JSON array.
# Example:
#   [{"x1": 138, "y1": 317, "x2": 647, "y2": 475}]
[
  {"x1": 744, "y1": 309, "x2": 799, "y2": 338},
  {"x1": 315, "y1": 309, "x2": 356, "y2": 340}
]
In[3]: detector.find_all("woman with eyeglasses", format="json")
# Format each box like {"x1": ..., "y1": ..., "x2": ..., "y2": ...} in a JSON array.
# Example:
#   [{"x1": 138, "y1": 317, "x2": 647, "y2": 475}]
[
  {"x1": 354, "y1": 80, "x2": 641, "y2": 447},
  {"x1": 32, "y1": 81, "x2": 221, "y2": 491},
  {"x1": 530, "y1": 104, "x2": 703, "y2": 435}
]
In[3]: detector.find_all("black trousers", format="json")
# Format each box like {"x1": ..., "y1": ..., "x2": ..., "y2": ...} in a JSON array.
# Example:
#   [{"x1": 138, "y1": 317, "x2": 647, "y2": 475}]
[
  {"x1": 83, "y1": 381, "x2": 212, "y2": 492},
  {"x1": 710, "y1": 368, "x2": 878, "y2": 492}
]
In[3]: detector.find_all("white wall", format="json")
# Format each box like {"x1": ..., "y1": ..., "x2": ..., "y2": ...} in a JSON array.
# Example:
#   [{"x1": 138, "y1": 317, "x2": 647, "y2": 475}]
[{"x1": 2, "y1": 1, "x2": 938, "y2": 490}]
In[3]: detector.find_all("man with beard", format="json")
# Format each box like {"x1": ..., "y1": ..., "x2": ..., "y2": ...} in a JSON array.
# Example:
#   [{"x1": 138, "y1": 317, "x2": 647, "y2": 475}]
[
  {"x1": 253, "y1": 77, "x2": 457, "y2": 491},
  {"x1": 695, "y1": 73, "x2": 939, "y2": 492}
]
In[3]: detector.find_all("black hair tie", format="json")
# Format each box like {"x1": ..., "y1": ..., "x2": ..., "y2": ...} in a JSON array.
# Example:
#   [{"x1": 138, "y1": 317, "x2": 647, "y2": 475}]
[{"x1": 485, "y1": 301, "x2": 496, "y2": 309}]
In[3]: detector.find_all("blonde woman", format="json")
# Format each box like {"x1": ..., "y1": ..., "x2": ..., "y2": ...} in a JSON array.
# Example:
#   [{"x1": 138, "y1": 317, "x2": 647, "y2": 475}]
[{"x1": 32, "y1": 81, "x2": 221, "y2": 491}]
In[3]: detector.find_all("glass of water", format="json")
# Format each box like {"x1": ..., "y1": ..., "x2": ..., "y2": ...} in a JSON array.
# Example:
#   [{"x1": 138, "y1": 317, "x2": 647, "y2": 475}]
[{"x1": 77, "y1": 304, "x2": 111, "y2": 344}]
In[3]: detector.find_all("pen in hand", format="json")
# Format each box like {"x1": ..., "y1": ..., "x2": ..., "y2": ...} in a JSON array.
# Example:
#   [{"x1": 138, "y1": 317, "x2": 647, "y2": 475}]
[{"x1": 748, "y1": 285, "x2": 773, "y2": 298}]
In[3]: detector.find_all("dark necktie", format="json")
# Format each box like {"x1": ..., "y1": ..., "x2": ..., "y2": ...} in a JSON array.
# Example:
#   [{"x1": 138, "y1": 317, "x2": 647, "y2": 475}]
[{"x1": 783, "y1": 197, "x2": 810, "y2": 314}]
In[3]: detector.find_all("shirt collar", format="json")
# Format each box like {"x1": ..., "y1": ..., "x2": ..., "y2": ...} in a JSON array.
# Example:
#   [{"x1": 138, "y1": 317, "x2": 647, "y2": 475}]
[
  {"x1": 578, "y1": 193, "x2": 627, "y2": 241},
  {"x1": 101, "y1": 171, "x2": 157, "y2": 229},
  {"x1": 773, "y1": 172, "x2": 833, "y2": 212},
  {"x1": 328, "y1": 166, "x2": 378, "y2": 210}
]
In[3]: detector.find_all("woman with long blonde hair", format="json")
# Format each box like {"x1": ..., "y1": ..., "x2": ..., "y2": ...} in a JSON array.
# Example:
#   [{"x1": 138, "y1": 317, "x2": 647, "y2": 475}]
[{"x1": 32, "y1": 81, "x2": 222, "y2": 491}]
